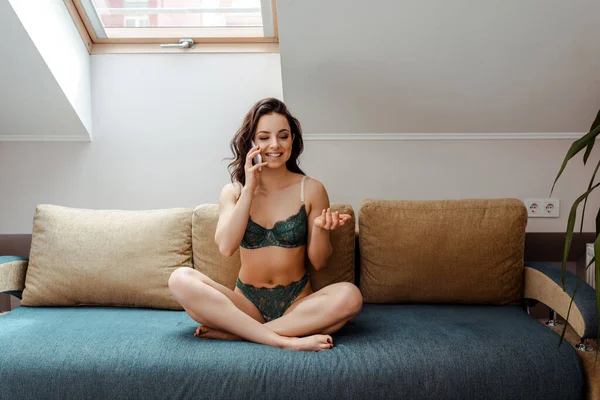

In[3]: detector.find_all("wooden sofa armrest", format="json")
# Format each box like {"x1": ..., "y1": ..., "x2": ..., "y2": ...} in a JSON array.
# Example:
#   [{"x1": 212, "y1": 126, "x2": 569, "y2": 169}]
[
  {"x1": 0, "y1": 256, "x2": 28, "y2": 300},
  {"x1": 524, "y1": 262, "x2": 598, "y2": 340}
]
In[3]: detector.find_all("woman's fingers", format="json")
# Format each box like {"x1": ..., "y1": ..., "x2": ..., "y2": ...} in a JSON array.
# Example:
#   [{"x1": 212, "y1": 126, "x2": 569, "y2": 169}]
[
  {"x1": 335, "y1": 213, "x2": 350, "y2": 228},
  {"x1": 339, "y1": 214, "x2": 352, "y2": 223},
  {"x1": 248, "y1": 162, "x2": 268, "y2": 172},
  {"x1": 317, "y1": 210, "x2": 353, "y2": 230},
  {"x1": 330, "y1": 211, "x2": 339, "y2": 230},
  {"x1": 245, "y1": 147, "x2": 261, "y2": 168},
  {"x1": 245, "y1": 147, "x2": 257, "y2": 161}
]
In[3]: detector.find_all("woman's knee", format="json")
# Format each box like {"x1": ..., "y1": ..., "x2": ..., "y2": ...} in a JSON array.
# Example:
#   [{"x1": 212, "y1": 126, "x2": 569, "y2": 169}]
[
  {"x1": 169, "y1": 267, "x2": 190, "y2": 291},
  {"x1": 168, "y1": 267, "x2": 209, "y2": 296},
  {"x1": 335, "y1": 283, "x2": 363, "y2": 318}
]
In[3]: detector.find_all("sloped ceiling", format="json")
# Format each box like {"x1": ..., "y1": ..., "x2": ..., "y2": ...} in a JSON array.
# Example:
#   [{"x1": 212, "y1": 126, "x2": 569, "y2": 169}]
[
  {"x1": 0, "y1": 0, "x2": 89, "y2": 140},
  {"x1": 277, "y1": 0, "x2": 600, "y2": 135}
]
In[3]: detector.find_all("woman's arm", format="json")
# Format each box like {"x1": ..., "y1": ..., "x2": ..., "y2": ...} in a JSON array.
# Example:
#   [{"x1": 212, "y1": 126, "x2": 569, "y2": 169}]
[
  {"x1": 307, "y1": 182, "x2": 332, "y2": 270},
  {"x1": 214, "y1": 183, "x2": 254, "y2": 257},
  {"x1": 306, "y1": 180, "x2": 350, "y2": 270},
  {"x1": 215, "y1": 146, "x2": 266, "y2": 257}
]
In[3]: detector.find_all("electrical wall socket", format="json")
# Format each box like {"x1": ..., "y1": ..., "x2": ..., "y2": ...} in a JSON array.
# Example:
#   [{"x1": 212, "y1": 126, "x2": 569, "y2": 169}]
[{"x1": 524, "y1": 198, "x2": 560, "y2": 218}]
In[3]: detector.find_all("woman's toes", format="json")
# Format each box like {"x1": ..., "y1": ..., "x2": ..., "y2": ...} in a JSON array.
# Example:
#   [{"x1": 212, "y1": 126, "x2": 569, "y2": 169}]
[
  {"x1": 320, "y1": 334, "x2": 333, "y2": 345},
  {"x1": 194, "y1": 326, "x2": 241, "y2": 341},
  {"x1": 194, "y1": 326, "x2": 208, "y2": 336}
]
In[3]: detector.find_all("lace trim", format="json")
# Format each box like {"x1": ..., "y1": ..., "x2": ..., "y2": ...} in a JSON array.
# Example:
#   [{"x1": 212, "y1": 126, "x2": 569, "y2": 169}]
[{"x1": 247, "y1": 204, "x2": 306, "y2": 231}]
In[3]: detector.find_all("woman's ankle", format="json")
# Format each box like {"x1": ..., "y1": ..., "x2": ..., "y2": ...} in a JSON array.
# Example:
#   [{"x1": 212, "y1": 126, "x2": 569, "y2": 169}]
[{"x1": 272, "y1": 335, "x2": 292, "y2": 349}]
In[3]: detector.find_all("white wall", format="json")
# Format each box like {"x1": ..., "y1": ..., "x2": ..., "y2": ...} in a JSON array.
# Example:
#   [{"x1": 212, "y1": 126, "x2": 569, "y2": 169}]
[
  {"x1": 0, "y1": 53, "x2": 283, "y2": 233},
  {"x1": 4, "y1": 0, "x2": 91, "y2": 138},
  {"x1": 0, "y1": 53, "x2": 598, "y2": 234},
  {"x1": 278, "y1": 0, "x2": 600, "y2": 134},
  {"x1": 303, "y1": 138, "x2": 600, "y2": 233}
]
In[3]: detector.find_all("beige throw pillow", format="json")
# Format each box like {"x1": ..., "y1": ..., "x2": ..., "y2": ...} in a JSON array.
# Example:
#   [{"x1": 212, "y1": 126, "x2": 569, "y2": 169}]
[
  {"x1": 358, "y1": 198, "x2": 527, "y2": 304},
  {"x1": 22, "y1": 204, "x2": 193, "y2": 309}
]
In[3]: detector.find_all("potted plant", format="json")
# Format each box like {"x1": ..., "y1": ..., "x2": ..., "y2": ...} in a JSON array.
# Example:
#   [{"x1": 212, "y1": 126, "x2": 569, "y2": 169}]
[{"x1": 551, "y1": 109, "x2": 600, "y2": 354}]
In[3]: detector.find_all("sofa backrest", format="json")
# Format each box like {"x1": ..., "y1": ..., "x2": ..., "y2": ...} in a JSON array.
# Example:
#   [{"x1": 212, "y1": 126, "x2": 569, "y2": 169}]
[
  {"x1": 22, "y1": 204, "x2": 193, "y2": 310},
  {"x1": 358, "y1": 198, "x2": 527, "y2": 305},
  {"x1": 192, "y1": 203, "x2": 356, "y2": 291}
]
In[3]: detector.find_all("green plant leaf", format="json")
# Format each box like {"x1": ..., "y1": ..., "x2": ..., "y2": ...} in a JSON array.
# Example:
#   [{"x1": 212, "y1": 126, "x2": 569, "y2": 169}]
[
  {"x1": 554, "y1": 109, "x2": 600, "y2": 365},
  {"x1": 551, "y1": 125, "x2": 600, "y2": 197},
  {"x1": 583, "y1": 142, "x2": 595, "y2": 165},
  {"x1": 579, "y1": 159, "x2": 600, "y2": 234},
  {"x1": 558, "y1": 255, "x2": 595, "y2": 348},
  {"x1": 558, "y1": 219, "x2": 600, "y2": 364},
  {"x1": 590, "y1": 109, "x2": 600, "y2": 132},
  {"x1": 583, "y1": 109, "x2": 600, "y2": 165},
  {"x1": 597, "y1": 207, "x2": 600, "y2": 239},
  {"x1": 595, "y1": 212, "x2": 600, "y2": 365},
  {"x1": 562, "y1": 183, "x2": 600, "y2": 289},
  {"x1": 597, "y1": 227, "x2": 600, "y2": 316}
]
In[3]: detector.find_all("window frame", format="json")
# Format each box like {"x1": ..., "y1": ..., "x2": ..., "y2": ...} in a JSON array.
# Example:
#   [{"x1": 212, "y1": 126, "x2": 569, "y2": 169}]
[
  {"x1": 64, "y1": 0, "x2": 279, "y2": 54},
  {"x1": 123, "y1": 16, "x2": 150, "y2": 28}
]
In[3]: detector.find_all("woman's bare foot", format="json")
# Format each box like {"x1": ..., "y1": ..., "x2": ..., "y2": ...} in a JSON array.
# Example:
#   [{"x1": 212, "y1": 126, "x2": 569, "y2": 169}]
[
  {"x1": 194, "y1": 325, "x2": 242, "y2": 341},
  {"x1": 282, "y1": 334, "x2": 334, "y2": 352},
  {"x1": 194, "y1": 326, "x2": 333, "y2": 351}
]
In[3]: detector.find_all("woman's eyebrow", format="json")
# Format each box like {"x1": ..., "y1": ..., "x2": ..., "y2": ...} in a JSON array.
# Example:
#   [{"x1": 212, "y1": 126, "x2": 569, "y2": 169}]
[{"x1": 257, "y1": 129, "x2": 290, "y2": 134}]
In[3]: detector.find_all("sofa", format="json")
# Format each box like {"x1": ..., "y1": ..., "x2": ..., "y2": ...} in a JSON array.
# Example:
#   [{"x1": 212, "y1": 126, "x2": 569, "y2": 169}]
[{"x1": 0, "y1": 198, "x2": 598, "y2": 400}]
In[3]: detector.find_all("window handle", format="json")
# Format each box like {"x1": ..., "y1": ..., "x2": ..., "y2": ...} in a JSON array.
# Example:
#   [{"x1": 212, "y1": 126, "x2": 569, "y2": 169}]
[{"x1": 161, "y1": 38, "x2": 195, "y2": 49}]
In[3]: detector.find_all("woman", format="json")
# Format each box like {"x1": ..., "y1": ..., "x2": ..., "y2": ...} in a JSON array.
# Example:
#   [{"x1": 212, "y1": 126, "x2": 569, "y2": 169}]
[{"x1": 168, "y1": 98, "x2": 363, "y2": 351}]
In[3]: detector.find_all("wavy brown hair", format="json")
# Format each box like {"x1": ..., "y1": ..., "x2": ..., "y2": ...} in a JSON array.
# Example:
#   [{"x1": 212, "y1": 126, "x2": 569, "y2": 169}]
[{"x1": 227, "y1": 98, "x2": 305, "y2": 185}]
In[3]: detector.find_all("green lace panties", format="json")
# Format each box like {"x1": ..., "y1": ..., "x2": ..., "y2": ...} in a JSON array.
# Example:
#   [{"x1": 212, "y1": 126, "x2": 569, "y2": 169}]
[{"x1": 236, "y1": 273, "x2": 309, "y2": 322}]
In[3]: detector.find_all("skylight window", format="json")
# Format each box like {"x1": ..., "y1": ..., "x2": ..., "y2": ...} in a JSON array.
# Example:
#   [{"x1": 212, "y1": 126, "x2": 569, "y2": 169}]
[{"x1": 73, "y1": 0, "x2": 277, "y2": 45}]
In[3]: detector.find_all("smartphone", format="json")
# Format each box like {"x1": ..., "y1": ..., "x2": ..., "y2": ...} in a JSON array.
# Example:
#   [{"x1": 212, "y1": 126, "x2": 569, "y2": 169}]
[{"x1": 250, "y1": 140, "x2": 262, "y2": 171}]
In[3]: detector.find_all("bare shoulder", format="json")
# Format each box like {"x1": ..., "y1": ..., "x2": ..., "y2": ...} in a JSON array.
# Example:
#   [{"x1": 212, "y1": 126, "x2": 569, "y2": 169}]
[
  {"x1": 303, "y1": 176, "x2": 326, "y2": 195},
  {"x1": 220, "y1": 182, "x2": 241, "y2": 202},
  {"x1": 302, "y1": 176, "x2": 329, "y2": 211}
]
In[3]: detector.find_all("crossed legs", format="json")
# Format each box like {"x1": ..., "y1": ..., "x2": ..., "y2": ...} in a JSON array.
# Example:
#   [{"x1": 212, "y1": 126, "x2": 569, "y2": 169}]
[{"x1": 168, "y1": 268, "x2": 363, "y2": 351}]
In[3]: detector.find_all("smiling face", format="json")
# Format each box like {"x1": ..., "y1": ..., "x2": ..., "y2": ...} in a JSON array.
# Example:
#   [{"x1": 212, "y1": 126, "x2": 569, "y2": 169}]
[
  {"x1": 229, "y1": 98, "x2": 306, "y2": 185},
  {"x1": 253, "y1": 112, "x2": 294, "y2": 169}
]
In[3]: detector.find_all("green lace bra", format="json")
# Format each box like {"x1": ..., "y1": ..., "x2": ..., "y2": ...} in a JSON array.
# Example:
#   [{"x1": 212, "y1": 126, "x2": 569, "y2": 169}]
[{"x1": 240, "y1": 176, "x2": 308, "y2": 249}]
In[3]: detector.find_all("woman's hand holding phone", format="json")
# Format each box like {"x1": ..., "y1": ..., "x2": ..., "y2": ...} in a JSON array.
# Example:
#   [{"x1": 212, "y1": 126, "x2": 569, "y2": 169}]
[
  {"x1": 245, "y1": 144, "x2": 268, "y2": 193},
  {"x1": 251, "y1": 140, "x2": 262, "y2": 172}
]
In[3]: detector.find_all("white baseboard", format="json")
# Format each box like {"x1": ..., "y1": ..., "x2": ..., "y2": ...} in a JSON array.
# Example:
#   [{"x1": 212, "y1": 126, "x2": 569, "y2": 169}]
[
  {"x1": 303, "y1": 132, "x2": 584, "y2": 141},
  {"x1": 0, "y1": 134, "x2": 91, "y2": 141},
  {"x1": 0, "y1": 132, "x2": 583, "y2": 142}
]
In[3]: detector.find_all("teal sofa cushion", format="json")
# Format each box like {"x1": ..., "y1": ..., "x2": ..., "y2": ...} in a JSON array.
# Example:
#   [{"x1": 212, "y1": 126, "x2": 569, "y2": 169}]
[{"x1": 0, "y1": 304, "x2": 584, "y2": 399}]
